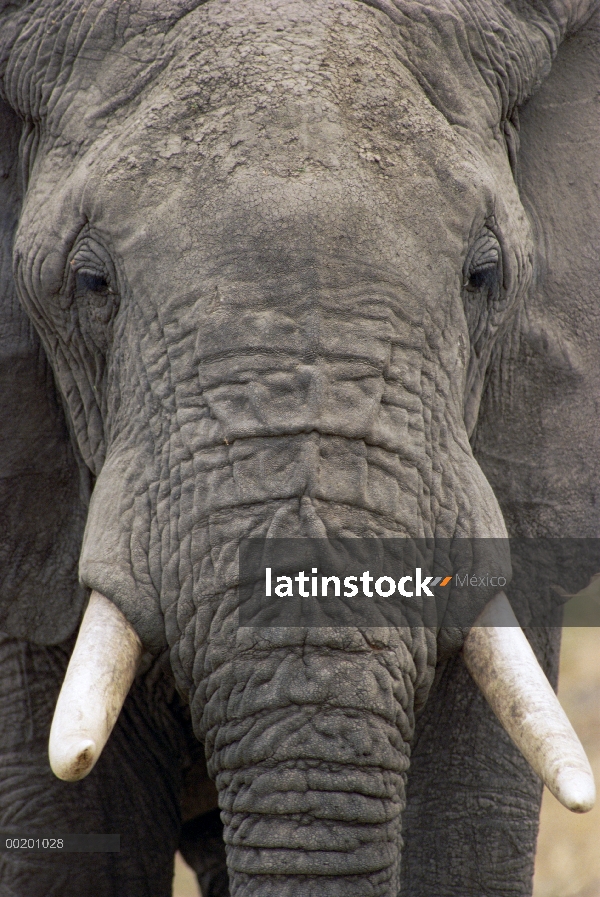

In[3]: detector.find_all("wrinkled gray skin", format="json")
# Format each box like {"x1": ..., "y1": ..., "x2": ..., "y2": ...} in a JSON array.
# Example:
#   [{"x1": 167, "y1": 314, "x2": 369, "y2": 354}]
[{"x1": 1, "y1": 1, "x2": 599, "y2": 895}]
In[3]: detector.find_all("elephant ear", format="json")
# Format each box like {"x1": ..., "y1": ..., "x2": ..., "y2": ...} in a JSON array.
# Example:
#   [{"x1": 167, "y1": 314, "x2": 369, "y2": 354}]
[
  {"x1": 473, "y1": 6, "x2": 600, "y2": 540},
  {"x1": 0, "y1": 96, "x2": 91, "y2": 644},
  {"x1": 369, "y1": 0, "x2": 598, "y2": 126}
]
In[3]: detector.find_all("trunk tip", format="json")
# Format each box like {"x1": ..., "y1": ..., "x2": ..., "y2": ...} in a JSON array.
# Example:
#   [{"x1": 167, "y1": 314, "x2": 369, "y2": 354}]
[{"x1": 49, "y1": 738, "x2": 97, "y2": 782}]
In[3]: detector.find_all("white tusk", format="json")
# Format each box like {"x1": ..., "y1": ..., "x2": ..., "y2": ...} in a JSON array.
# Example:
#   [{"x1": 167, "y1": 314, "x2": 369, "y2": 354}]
[
  {"x1": 49, "y1": 591, "x2": 143, "y2": 782},
  {"x1": 463, "y1": 592, "x2": 595, "y2": 813}
]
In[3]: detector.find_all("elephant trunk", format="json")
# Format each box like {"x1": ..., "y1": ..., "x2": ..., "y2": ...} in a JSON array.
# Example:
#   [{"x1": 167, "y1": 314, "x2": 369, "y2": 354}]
[{"x1": 197, "y1": 628, "x2": 431, "y2": 896}]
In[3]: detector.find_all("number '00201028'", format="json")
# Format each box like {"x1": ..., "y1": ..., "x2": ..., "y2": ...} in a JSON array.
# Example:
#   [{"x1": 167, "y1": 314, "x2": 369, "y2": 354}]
[{"x1": 4, "y1": 838, "x2": 63, "y2": 849}]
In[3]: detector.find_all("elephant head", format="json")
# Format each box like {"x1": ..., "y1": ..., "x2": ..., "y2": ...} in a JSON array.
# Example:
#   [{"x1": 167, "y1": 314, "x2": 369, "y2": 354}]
[{"x1": 0, "y1": 1, "x2": 598, "y2": 894}]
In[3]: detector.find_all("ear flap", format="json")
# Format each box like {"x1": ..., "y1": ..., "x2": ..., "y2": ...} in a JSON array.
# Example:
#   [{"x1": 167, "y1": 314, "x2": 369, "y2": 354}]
[
  {"x1": 473, "y1": 8, "x2": 600, "y2": 539},
  {"x1": 0, "y1": 97, "x2": 91, "y2": 644},
  {"x1": 366, "y1": 0, "x2": 598, "y2": 135}
]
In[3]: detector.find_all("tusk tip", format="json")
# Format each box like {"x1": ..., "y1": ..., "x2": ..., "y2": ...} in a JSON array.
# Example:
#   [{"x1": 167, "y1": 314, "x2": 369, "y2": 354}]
[
  {"x1": 464, "y1": 593, "x2": 596, "y2": 816},
  {"x1": 553, "y1": 768, "x2": 596, "y2": 813},
  {"x1": 49, "y1": 738, "x2": 97, "y2": 782}
]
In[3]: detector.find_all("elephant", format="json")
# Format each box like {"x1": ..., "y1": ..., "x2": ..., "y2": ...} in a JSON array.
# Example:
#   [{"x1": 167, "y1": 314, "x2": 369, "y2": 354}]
[{"x1": 1, "y1": 0, "x2": 599, "y2": 895}]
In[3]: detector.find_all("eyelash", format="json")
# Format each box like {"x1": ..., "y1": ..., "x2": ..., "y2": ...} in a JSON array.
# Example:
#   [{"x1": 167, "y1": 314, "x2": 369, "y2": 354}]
[{"x1": 75, "y1": 270, "x2": 110, "y2": 294}]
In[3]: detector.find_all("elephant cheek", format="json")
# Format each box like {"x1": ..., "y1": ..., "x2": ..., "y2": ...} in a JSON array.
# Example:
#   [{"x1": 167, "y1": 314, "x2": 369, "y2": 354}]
[{"x1": 194, "y1": 630, "x2": 432, "y2": 897}]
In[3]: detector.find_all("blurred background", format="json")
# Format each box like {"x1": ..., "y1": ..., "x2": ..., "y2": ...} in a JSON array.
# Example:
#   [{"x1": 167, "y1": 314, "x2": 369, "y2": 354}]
[{"x1": 172, "y1": 627, "x2": 600, "y2": 897}]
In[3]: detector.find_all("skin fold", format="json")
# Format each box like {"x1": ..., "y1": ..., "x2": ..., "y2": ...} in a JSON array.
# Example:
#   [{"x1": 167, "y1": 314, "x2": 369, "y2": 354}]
[{"x1": 0, "y1": 1, "x2": 599, "y2": 895}]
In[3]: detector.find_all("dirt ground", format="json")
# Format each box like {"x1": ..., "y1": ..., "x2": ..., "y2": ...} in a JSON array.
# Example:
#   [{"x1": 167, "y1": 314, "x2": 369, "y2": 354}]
[{"x1": 172, "y1": 627, "x2": 600, "y2": 897}]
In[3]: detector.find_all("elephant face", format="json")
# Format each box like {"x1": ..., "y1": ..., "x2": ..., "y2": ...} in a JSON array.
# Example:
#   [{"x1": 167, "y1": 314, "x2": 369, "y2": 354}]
[
  {"x1": 1, "y1": 1, "x2": 597, "y2": 894},
  {"x1": 11, "y1": 0, "x2": 525, "y2": 650}
]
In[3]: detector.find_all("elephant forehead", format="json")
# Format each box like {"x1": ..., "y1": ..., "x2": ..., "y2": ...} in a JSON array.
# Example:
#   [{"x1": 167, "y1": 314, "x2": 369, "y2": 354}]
[
  {"x1": 4, "y1": 0, "x2": 526, "y2": 154},
  {"x1": 64, "y1": 0, "x2": 488, "y2": 232},
  {"x1": 18, "y1": 0, "x2": 458, "y2": 149},
  {"x1": 16, "y1": 0, "x2": 507, "y2": 307}
]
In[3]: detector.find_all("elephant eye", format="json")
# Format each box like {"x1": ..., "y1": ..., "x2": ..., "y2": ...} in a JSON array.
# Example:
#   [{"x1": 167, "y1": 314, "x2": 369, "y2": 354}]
[
  {"x1": 468, "y1": 263, "x2": 497, "y2": 291},
  {"x1": 464, "y1": 228, "x2": 501, "y2": 295},
  {"x1": 68, "y1": 236, "x2": 119, "y2": 353},
  {"x1": 75, "y1": 270, "x2": 110, "y2": 294},
  {"x1": 69, "y1": 238, "x2": 117, "y2": 318}
]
